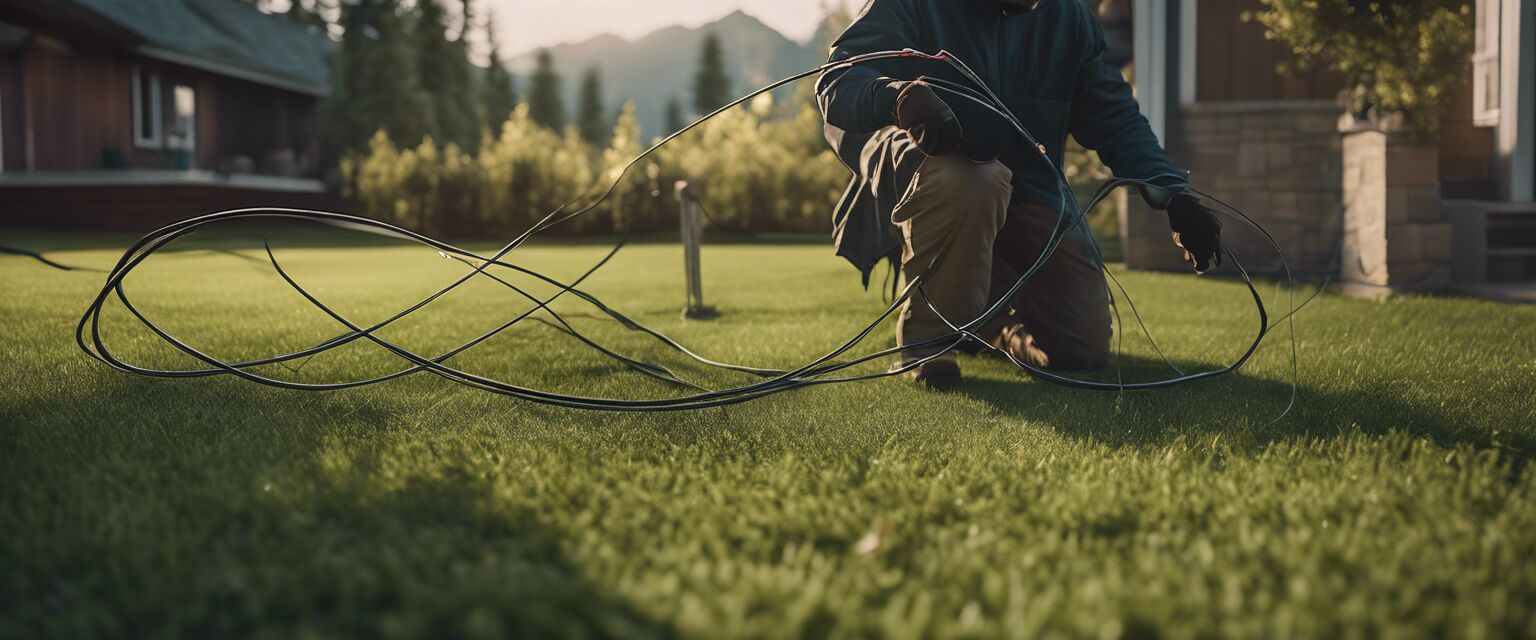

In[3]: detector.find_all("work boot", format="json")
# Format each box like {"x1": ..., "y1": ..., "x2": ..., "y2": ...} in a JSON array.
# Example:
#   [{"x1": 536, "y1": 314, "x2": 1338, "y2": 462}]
[
  {"x1": 897, "y1": 357, "x2": 961, "y2": 390},
  {"x1": 990, "y1": 321, "x2": 1050, "y2": 369}
]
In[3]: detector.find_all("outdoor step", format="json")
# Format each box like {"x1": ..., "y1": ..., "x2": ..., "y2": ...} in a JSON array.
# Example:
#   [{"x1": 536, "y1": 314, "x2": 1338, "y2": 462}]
[
  {"x1": 1486, "y1": 248, "x2": 1536, "y2": 257},
  {"x1": 1488, "y1": 211, "x2": 1536, "y2": 251}
]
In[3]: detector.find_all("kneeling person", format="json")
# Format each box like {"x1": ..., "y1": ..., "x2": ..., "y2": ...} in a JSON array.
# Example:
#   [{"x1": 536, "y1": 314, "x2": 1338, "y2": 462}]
[{"x1": 816, "y1": 0, "x2": 1223, "y2": 387}]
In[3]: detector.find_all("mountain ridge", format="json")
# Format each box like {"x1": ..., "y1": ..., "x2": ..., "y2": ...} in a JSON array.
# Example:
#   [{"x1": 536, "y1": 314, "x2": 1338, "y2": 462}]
[
  {"x1": 509, "y1": 10, "x2": 790, "y2": 58},
  {"x1": 507, "y1": 10, "x2": 833, "y2": 140}
]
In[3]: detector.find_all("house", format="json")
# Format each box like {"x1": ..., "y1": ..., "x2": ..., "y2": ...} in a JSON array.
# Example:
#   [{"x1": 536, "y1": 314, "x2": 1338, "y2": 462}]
[
  {"x1": 1120, "y1": 0, "x2": 1534, "y2": 296},
  {"x1": 0, "y1": 0, "x2": 335, "y2": 231}
]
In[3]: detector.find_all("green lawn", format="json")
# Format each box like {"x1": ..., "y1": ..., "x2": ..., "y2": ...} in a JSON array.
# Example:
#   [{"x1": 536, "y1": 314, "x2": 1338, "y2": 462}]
[{"x1": 2, "y1": 230, "x2": 1534, "y2": 638}]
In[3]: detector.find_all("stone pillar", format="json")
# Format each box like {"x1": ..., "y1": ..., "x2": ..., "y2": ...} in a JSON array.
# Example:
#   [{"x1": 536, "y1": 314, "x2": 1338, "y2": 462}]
[{"x1": 1338, "y1": 114, "x2": 1453, "y2": 296}]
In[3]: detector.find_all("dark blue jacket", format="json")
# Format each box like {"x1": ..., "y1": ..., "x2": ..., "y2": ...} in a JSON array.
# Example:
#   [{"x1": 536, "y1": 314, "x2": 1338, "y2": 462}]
[{"x1": 817, "y1": 0, "x2": 1186, "y2": 282}]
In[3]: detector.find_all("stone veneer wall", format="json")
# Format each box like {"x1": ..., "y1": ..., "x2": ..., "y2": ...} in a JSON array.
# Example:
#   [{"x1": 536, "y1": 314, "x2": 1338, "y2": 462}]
[
  {"x1": 1122, "y1": 101, "x2": 1346, "y2": 275},
  {"x1": 1336, "y1": 119, "x2": 1453, "y2": 293}
]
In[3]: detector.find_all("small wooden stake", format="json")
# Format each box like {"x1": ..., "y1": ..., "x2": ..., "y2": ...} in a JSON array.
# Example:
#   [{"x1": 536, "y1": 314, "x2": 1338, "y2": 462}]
[{"x1": 675, "y1": 181, "x2": 718, "y2": 319}]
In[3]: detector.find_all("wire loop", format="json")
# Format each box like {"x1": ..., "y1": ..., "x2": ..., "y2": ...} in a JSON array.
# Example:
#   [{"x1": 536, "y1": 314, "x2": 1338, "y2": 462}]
[{"x1": 73, "y1": 50, "x2": 1302, "y2": 412}]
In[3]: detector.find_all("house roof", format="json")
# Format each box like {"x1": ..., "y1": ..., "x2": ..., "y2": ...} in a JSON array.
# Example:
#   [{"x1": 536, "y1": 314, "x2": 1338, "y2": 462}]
[{"x1": 69, "y1": 0, "x2": 330, "y2": 96}]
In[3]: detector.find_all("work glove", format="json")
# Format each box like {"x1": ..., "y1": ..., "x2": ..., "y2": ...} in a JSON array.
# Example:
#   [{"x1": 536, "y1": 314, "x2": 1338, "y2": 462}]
[
  {"x1": 892, "y1": 80, "x2": 963, "y2": 157},
  {"x1": 1166, "y1": 191, "x2": 1223, "y2": 273}
]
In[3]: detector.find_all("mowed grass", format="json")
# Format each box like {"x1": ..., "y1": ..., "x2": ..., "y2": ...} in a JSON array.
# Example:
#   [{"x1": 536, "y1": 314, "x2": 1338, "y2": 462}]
[{"x1": 2, "y1": 229, "x2": 1535, "y2": 638}]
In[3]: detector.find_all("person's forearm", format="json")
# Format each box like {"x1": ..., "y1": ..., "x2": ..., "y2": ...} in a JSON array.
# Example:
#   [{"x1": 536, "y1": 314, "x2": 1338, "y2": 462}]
[
  {"x1": 1073, "y1": 87, "x2": 1189, "y2": 208},
  {"x1": 815, "y1": 0, "x2": 918, "y2": 134},
  {"x1": 1069, "y1": 11, "x2": 1188, "y2": 208},
  {"x1": 817, "y1": 56, "x2": 904, "y2": 133},
  {"x1": 1100, "y1": 123, "x2": 1186, "y2": 187}
]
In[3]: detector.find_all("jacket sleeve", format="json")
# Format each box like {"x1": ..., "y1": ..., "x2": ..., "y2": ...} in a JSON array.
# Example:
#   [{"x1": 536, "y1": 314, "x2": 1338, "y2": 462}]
[
  {"x1": 1067, "y1": 9, "x2": 1188, "y2": 208},
  {"x1": 816, "y1": 0, "x2": 923, "y2": 134}
]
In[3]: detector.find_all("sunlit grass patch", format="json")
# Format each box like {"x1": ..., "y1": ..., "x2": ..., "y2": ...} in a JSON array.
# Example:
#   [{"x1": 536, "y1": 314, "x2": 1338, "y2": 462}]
[{"x1": 2, "y1": 232, "x2": 1533, "y2": 637}]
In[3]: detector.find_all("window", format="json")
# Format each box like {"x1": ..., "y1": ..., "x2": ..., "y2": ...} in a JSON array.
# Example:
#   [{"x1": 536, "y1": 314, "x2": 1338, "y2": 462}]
[
  {"x1": 1472, "y1": 0, "x2": 1501, "y2": 127},
  {"x1": 167, "y1": 83, "x2": 195, "y2": 151},
  {"x1": 132, "y1": 65, "x2": 162, "y2": 148}
]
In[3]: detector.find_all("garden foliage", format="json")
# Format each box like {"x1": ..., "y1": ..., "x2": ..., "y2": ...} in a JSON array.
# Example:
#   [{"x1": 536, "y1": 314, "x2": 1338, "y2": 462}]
[
  {"x1": 1250, "y1": 0, "x2": 1474, "y2": 132},
  {"x1": 342, "y1": 91, "x2": 849, "y2": 237}
]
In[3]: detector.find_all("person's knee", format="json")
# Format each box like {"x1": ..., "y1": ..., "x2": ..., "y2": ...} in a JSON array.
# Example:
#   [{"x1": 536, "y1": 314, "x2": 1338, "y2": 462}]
[
  {"x1": 897, "y1": 156, "x2": 1012, "y2": 236},
  {"x1": 921, "y1": 156, "x2": 1012, "y2": 206}
]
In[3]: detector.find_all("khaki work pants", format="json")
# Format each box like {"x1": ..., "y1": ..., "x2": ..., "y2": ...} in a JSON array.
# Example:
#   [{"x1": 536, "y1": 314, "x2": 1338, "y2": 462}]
[{"x1": 892, "y1": 153, "x2": 1113, "y2": 371}]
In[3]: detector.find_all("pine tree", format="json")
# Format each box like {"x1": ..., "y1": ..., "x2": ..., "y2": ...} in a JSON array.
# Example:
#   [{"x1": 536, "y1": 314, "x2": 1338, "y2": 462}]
[
  {"x1": 692, "y1": 32, "x2": 731, "y2": 116},
  {"x1": 525, "y1": 49, "x2": 565, "y2": 131},
  {"x1": 236, "y1": 0, "x2": 329, "y2": 29},
  {"x1": 576, "y1": 67, "x2": 608, "y2": 145},
  {"x1": 326, "y1": 0, "x2": 434, "y2": 156},
  {"x1": 414, "y1": 0, "x2": 483, "y2": 152},
  {"x1": 482, "y1": 12, "x2": 517, "y2": 131},
  {"x1": 663, "y1": 97, "x2": 687, "y2": 135},
  {"x1": 285, "y1": 0, "x2": 330, "y2": 29}
]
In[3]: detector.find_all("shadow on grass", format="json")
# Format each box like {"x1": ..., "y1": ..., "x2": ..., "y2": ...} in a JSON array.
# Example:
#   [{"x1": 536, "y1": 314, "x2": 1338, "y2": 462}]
[
  {"x1": 0, "y1": 373, "x2": 671, "y2": 638},
  {"x1": 953, "y1": 353, "x2": 1534, "y2": 458},
  {"x1": 249, "y1": 452, "x2": 674, "y2": 638}
]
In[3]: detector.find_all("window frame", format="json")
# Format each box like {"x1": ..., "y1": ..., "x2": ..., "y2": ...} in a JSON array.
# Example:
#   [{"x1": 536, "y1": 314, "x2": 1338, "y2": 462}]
[
  {"x1": 131, "y1": 64, "x2": 163, "y2": 149},
  {"x1": 1472, "y1": 0, "x2": 1501, "y2": 128},
  {"x1": 166, "y1": 82, "x2": 196, "y2": 152}
]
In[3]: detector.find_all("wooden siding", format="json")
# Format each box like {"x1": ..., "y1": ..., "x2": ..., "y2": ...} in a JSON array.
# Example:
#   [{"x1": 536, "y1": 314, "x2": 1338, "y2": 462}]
[
  {"x1": 5, "y1": 37, "x2": 184, "y2": 172},
  {"x1": 212, "y1": 75, "x2": 321, "y2": 176},
  {"x1": 1195, "y1": 0, "x2": 1342, "y2": 102},
  {"x1": 0, "y1": 48, "x2": 23, "y2": 171},
  {"x1": 0, "y1": 26, "x2": 319, "y2": 177},
  {"x1": 1439, "y1": 69, "x2": 1501, "y2": 197}
]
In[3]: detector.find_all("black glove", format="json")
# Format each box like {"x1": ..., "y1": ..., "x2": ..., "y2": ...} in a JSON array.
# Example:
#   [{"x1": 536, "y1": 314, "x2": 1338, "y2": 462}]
[
  {"x1": 892, "y1": 80, "x2": 963, "y2": 157},
  {"x1": 1166, "y1": 192, "x2": 1223, "y2": 273}
]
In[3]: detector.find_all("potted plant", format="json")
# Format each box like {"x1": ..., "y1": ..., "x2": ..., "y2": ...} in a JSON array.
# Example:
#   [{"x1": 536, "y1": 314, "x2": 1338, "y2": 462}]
[{"x1": 1249, "y1": 0, "x2": 1474, "y2": 294}]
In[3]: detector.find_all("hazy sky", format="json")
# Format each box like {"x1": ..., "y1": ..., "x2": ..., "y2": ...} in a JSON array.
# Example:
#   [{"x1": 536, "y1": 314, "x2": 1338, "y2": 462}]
[{"x1": 485, "y1": 0, "x2": 849, "y2": 55}]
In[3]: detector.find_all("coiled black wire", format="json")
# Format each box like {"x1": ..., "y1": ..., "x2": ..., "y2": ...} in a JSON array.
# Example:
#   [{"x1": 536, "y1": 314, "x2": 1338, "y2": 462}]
[{"x1": 63, "y1": 49, "x2": 1302, "y2": 412}]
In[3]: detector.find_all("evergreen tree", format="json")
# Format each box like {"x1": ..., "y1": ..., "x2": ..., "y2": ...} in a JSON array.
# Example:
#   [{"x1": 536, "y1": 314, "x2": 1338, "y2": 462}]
[
  {"x1": 525, "y1": 49, "x2": 565, "y2": 131},
  {"x1": 414, "y1": 0, "x2": 483, "y2": 151},
  {"x1": 284, "y1": 0, "x2": 331, "y2": 30},
  {"x1": 692, "y1": 32, "x2": 731, "y2": 116},
  {"x1": 326, "y1": 0, "x2": 434, "y2": 156},
  {"x1": 576, "y1": 67, "x2": 608, "y2": 145},
  {"x1": 235, "y1": 0, "x2": 329, "y2": 29},
  {"x1": 663, "y1": 97, "x2": 687, "y2": 135},
  {"x1": 481, "y1": 12, "x2": 517, "y2": 131}
]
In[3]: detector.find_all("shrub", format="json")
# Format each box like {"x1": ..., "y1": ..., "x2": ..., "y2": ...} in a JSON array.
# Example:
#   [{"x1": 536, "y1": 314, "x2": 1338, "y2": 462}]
[
  {"x1": 344, "y1": 94, "x2": 851, "y2": 237},
  {"x1": 1248, "y1": 0, "x2": 1474, "y2": 132},
  {"x1": 343, "y1": 90, "x2": 1115, "y2": 239},
  {"x1": 478, "y1": 105, "x2": 594, "y2": 235}
]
